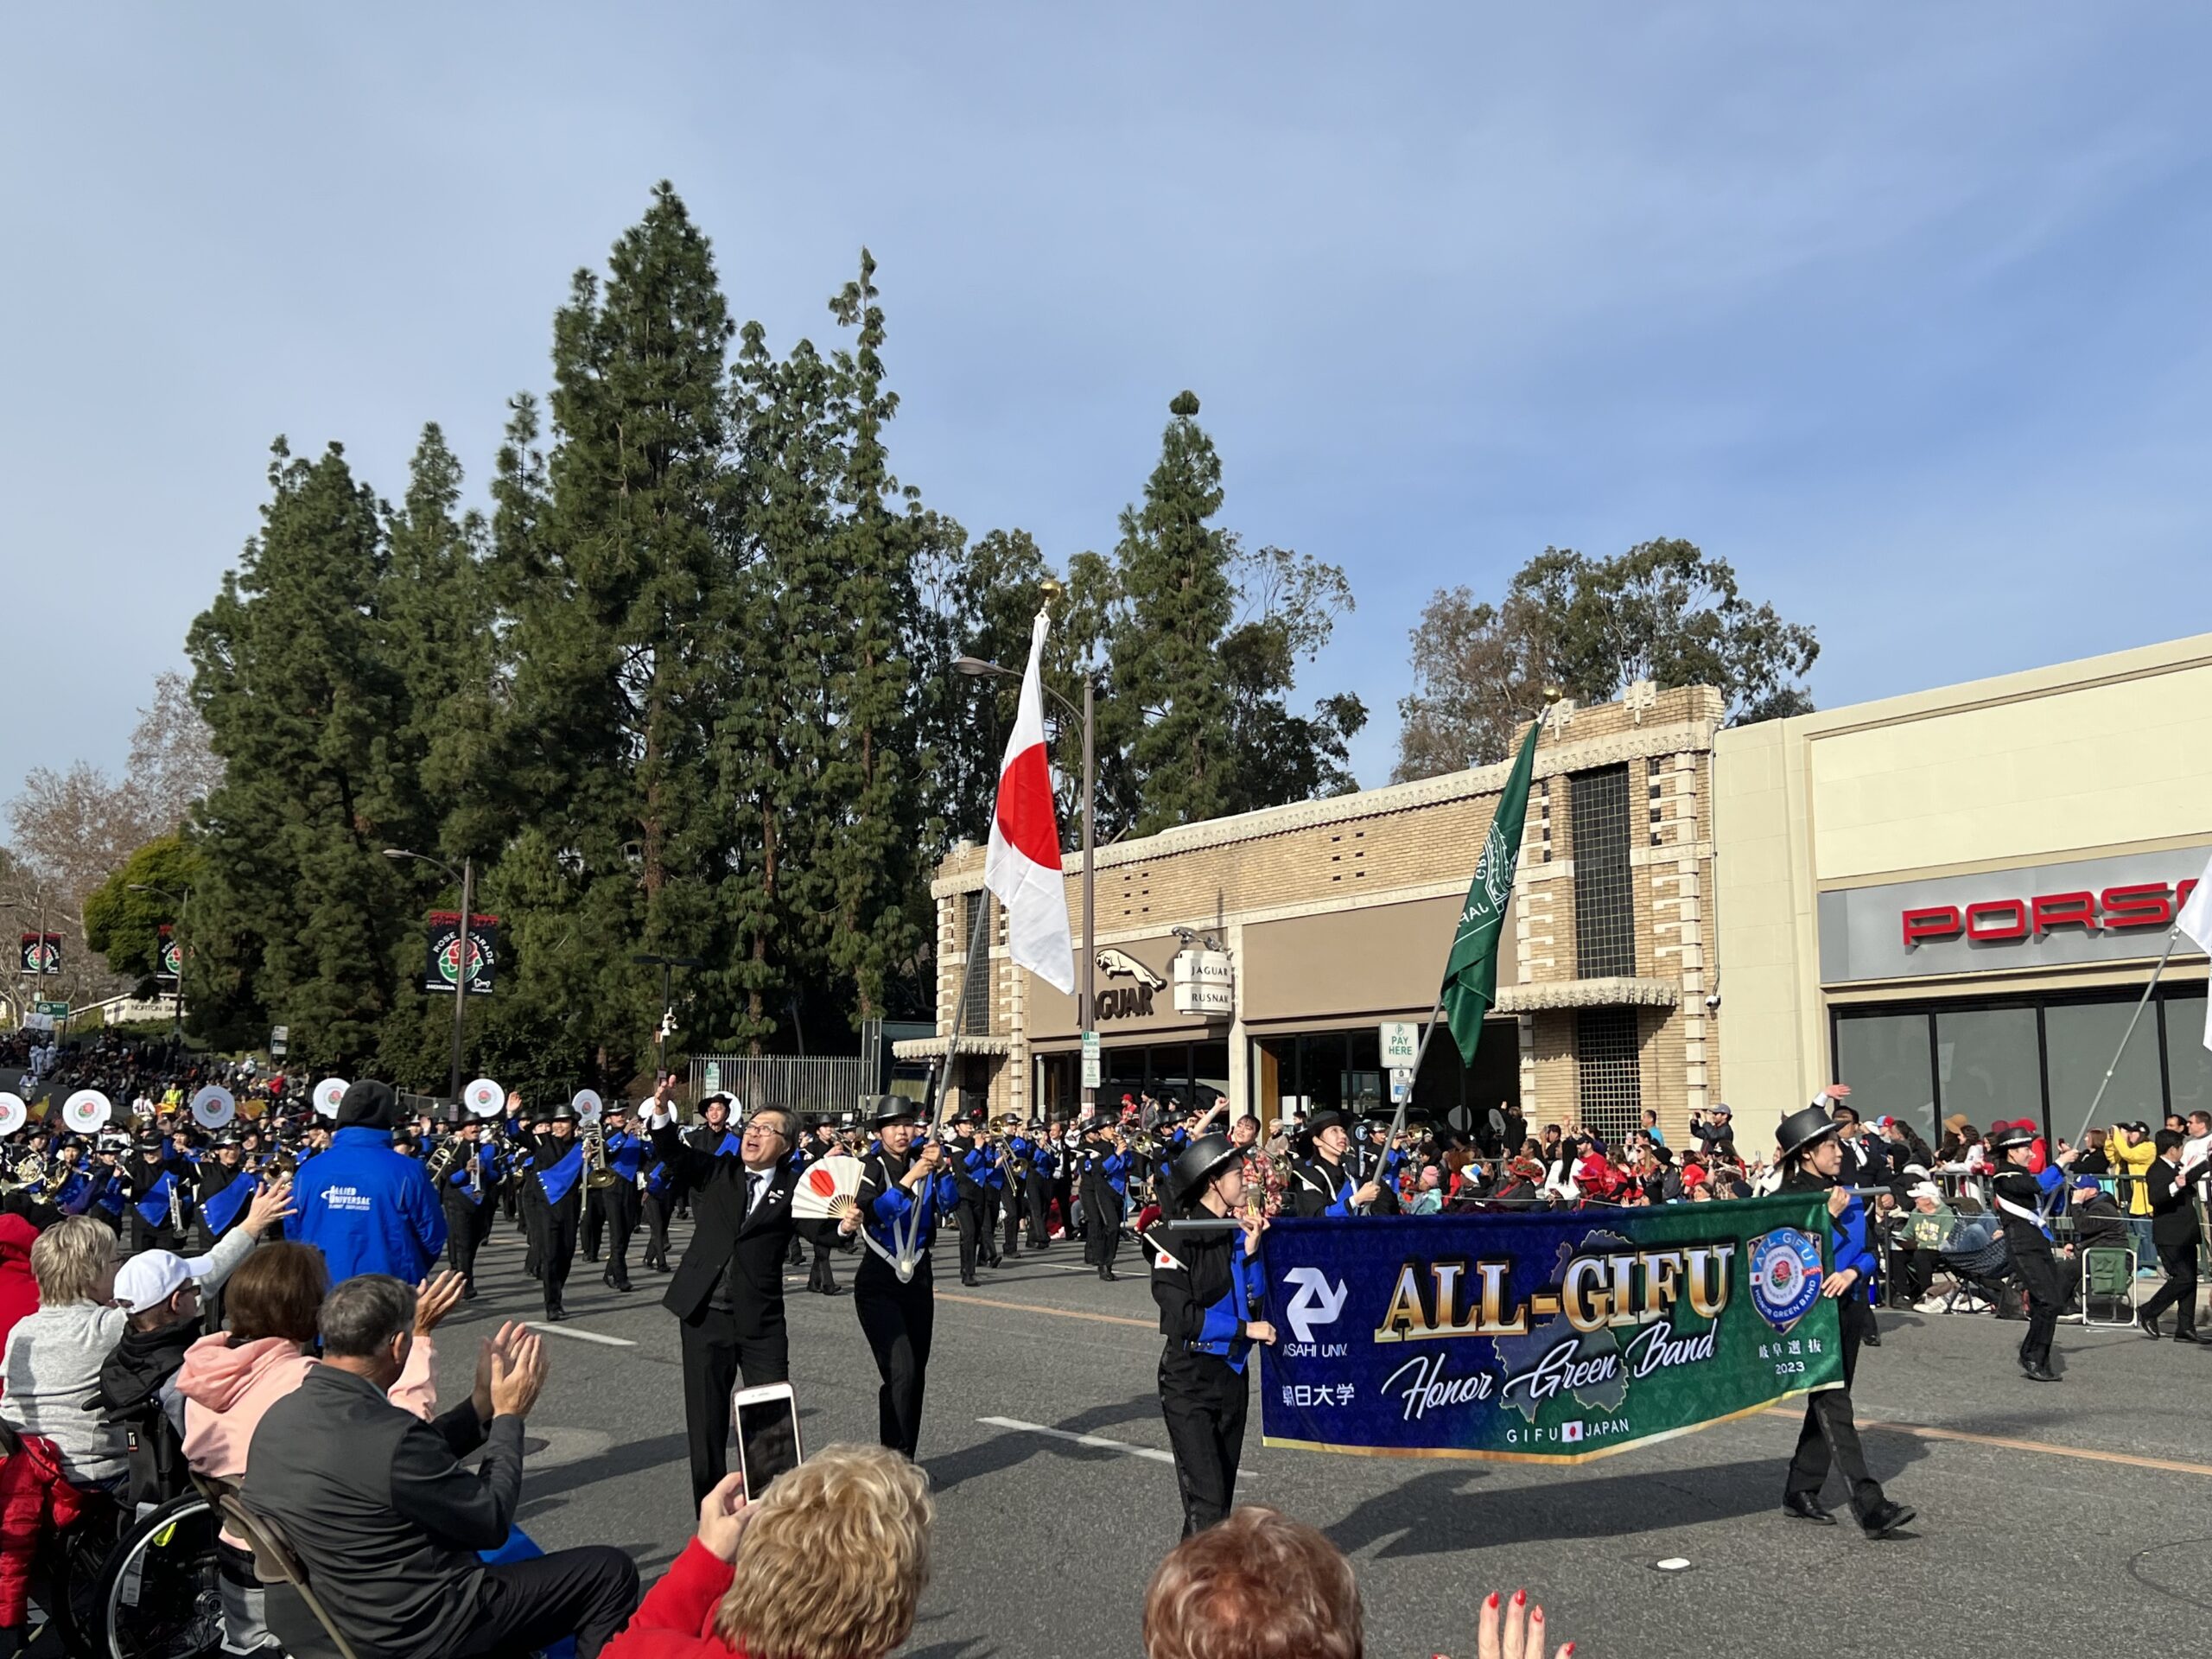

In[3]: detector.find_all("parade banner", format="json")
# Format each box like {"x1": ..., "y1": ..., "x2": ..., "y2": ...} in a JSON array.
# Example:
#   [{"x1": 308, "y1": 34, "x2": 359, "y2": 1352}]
[
  {"x1": 157, "y1": 925, "x2": 181, "y2": 981},
  {"x1": 424, "y1": 912, "x2": 499, "y2": 994},
  {"x1": 1260, "y1": 1194, "x2": 1845, "y2": 1463},
  {"x1": 18, "y1": 933, "x2": 61, "y2": 977}
]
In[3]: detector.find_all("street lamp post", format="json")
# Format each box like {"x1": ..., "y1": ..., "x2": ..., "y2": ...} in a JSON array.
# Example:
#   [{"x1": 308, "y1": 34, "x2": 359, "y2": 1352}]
[
  {"x1": 954, "y1": 646, "x2": 1098, "y2": 1118},
  {"x1": 126, "y1": 883, "x2": 192, "y2": 1041},
  {"x1": 385, "y1": 849, "x2": 474, "y2": 1103}
]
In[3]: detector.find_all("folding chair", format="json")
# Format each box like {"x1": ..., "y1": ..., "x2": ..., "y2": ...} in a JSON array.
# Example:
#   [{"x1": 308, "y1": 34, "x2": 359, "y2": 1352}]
[
  {"x1": 215, "y1": 1492, "x2": 360, "y2": 1659},
  {"x1": 2076, "y1": 1243, "x2": 2139, "y2": 1327}
]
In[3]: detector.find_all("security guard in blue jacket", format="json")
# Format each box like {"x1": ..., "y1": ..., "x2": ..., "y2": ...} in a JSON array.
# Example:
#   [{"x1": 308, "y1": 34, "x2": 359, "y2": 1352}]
[
  {"x1": 1149, "y1": 1133, "x2": 1274, "y2": 1536},
  {"x1": 286, "y1": 1080, "x2": 447, "y2": 1285},
  {"x1": 841, "y1": 1098, "x2": 960, "y2": 1459},
  {"x1": 1775, "y1": 1103, "x2": 1915, "y2": 1538}
]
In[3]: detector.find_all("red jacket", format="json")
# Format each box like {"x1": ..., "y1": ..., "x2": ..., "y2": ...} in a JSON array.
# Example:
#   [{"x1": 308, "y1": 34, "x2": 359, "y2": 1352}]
[
  {"x1": 0, "y1": 1432, "x2": 86, "y2": 1626},
  {"x1": 0, "y1": 1215, "x2": 40, "y2": 1374},
  {"x1": 602, "y1": 1538, "x2": 740, "y2": 1659}
]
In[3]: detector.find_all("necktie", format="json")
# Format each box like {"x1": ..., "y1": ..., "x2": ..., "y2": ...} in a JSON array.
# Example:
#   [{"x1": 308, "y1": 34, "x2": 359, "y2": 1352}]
[{"x1": 747, "y1": 1171, "x2": 766, "y2": 1216}]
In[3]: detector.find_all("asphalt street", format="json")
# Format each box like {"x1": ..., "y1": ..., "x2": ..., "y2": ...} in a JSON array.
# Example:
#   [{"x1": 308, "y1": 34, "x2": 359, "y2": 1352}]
[{"x1": 425, "y1": 1218, "x2": 2212, "y2": 1659}]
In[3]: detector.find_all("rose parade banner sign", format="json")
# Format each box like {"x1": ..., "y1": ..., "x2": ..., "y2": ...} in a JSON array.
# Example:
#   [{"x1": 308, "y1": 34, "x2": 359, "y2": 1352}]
[{"x1": 1259, "y1": 1194, "x2": 1844, "y2": 1462}]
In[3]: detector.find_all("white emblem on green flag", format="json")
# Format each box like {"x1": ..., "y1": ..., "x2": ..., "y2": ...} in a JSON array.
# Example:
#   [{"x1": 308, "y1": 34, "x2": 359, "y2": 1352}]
[{"x1": 1440, "y1": 715, "x2": 1544, "y2": 1066}]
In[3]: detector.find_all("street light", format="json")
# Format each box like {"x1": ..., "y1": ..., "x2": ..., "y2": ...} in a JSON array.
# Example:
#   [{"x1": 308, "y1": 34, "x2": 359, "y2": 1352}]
[
  {"x1": 127, "y1": 883, "x2": 191, "y2": 1040},
  {"x1": 385, "y1": 848, "x2": 474, "y2": 1103},
  {"x1": 956, "y1": 646, "x2": 1099, "y2": 1116}
]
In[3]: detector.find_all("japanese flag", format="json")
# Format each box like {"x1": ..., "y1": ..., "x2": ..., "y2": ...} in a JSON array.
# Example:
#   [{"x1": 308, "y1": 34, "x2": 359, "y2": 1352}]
[
  {"x1": 983, "y1": 610, "x2": 1077, "y2": 995},
  {"x1": 2177, "y1": 849, "x2": 2212, "y2": 1052}
]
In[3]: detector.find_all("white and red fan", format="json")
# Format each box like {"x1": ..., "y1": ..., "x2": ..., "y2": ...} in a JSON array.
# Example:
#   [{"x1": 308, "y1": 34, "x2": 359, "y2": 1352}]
[
  {"x1": 191, "y1": 1085, "x2": 237, "y2": 1129},
  {"x1": 313, "y1": 1077, "x2": 349, "y2": 1119},
  {"x1": 791, "y1": 1155, "x2": 864, "y2": 1222},
  {"x1": 63, "y1": 1090, "x2": 113, "y2": 1135}
]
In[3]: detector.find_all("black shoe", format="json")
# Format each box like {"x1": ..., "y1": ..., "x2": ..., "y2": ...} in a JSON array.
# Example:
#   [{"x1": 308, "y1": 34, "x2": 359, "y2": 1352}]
[
  {"x1": 602, "y1": 1271, "x2": 618, "y2": 1289},
  {"x1": 1859, "y1": 1500, "x2": 1916, "y2": 1538},
  {"x1": 2021, "y1": 1361, "x2": 2060, "y2": 1382},
  {"x1": 2175, "y1": 1328, "x2": 2201, "y2": 1344},
  {"x1": 1863, "y1": 1331, "x2": 1883, "y2": 1348},
  {"x1": 613, "y1": 1278, "x2": 633, "y2": 1293},
  {"x1": 582, "y1": 1252, "x2": 599, "y2": 1264},
  {"x1": 462, "y1": 1282, "x2": 478, "y2": 1300},
  {"x1": 1100, "y1": 1268, "x2": 1117, "y2": 1282},
  {"x1": 2142, "y1": 1322, "x2": 2164, "y2": 1339},
  {"x1": 960, "y1": 1274, "x2": 979, "y2": 1287},
  {"x1": 820, "y1": 1284, "x2": 842, "y2": 1296},
  {"x1": 1781, "y1": 1493, "x2": 1836, "y2": 1525},
  {"x1": 547, "y1": 1306, "x2": 567, "y2": 1323}
]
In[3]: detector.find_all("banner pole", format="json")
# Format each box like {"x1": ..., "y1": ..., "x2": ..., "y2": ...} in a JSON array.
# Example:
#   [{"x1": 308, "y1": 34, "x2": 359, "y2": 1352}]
[
  {"x1": 925, "y1": 886, "x2": 998, "y2": 1135},
  {"x1": 2073, "y1": 925, "x2": 2183, "y2": 1146}
]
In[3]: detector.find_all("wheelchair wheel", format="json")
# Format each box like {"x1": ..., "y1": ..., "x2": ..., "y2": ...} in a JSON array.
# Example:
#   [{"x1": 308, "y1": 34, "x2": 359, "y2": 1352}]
[{"x1": 90, "y1": 1492, "x2": 221, "y2": 1659}]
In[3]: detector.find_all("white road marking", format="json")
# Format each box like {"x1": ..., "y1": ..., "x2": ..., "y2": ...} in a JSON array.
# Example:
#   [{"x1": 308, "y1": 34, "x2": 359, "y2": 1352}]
[
  {"x1": 977, "y1": 1415, "x2": 1176, "y2": 1465},
  {"x1": 525, "y1": 1321, "x2": 637, "y2": 1347}
]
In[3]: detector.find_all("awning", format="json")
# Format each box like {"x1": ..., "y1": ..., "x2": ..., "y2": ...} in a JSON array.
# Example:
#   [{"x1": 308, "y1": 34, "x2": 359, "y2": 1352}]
[
  {"x1": 1493, "y1": 977, "x2": 1681, "y2": 1013},
  {"x1": 891, "y1": 1036, "x2": 1012, "y2": 1061}
]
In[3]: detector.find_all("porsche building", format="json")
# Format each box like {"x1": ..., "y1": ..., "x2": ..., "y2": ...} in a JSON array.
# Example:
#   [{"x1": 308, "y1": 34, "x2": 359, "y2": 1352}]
[
  {"x1": 897, "y1": 683, "x2": 1727, "y2": 1147},
  {"x1": 1713, "y1": 632, "x2": 2212, "y2": 1156}
]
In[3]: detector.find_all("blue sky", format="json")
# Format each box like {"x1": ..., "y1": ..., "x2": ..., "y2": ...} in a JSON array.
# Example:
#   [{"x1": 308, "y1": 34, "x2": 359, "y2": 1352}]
[{"x1": 3, "y1": 5, "x2": 2207, "y2": 798}]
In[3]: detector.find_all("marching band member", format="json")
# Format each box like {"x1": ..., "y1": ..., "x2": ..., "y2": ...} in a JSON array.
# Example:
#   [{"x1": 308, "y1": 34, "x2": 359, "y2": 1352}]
[
  {"x1": 1287, "y1": 1111, "x2": 1383, "y2": 1218},
  {"x1": 644, "y1": 1084, "x2": 815, "y2": 1503},
  {"x1": 531, "y1": 1103, "x2": 588, "y2": 1321},
  {"x1": 1772, "y1": 1103, "x2": 1916, "y2": 1538},
  {"x1": 639, "y1": 1138, "x2": 675, "y2": 1274},
  {"x1": 1078, "y1": 1118, "x2": 1130, "y2": 1281},
  {"x1": 947, "y1": 1114, "x2": 992, "y2": 1287},
  {"x1": 842, "y1": 1097, "x2": 959, "y2": 1460},
  {"x1": 1149, "y1": 1133, "x2": 1274, "y2": 1537},
  {"x1": 439, "y1": 1119, "x2": 500, "y2": 1298},
  {"x1": 1990, "y1": 1121, "x2": 2073, "y2": 1380},
  {"x1": 597, "y1": 1103, "x2": 646, "y2": 1293},
  {"x1": 794, "y1": 1121, "x2": 842, "y2": 1295},
  {"x1": 1022, "y1": 1119, "x2": 1057, "y2": 1249},
  {"x1": 125, "y1": 1137, "x2": 193, "y2": 1255}
]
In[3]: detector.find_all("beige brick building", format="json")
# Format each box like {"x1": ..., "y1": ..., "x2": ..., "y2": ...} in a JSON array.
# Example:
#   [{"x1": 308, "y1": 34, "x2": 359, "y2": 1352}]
[{"x1": 897, "y1": 683, "x2": 1726, "y2": 1147}]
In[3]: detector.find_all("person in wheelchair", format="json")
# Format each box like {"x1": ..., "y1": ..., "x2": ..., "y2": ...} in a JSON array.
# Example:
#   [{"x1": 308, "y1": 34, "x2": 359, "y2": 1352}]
[{"x1": 87, "y1": 1251, "x2": 219, "y2": 1512}]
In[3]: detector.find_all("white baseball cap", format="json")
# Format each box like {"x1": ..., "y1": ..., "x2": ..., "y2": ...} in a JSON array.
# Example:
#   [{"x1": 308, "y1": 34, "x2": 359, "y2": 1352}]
[{"x1": 112, "y1": 1250, "x2": 200, "y2": 1314}]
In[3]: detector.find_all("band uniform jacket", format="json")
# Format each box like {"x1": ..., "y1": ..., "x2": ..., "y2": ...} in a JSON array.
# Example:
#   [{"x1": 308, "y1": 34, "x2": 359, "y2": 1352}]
[{"x1": 651, "y1": 1122, "x2": 807, "y2": 1333}]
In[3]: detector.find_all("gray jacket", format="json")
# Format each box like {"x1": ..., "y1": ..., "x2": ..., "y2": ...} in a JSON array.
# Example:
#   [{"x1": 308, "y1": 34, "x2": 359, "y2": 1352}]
[{"x1": 242, "y1": 1364, "x2": 522, "y2": 1659}]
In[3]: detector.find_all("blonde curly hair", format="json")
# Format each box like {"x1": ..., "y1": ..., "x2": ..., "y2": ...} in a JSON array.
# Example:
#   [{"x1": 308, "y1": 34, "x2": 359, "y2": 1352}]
[{"x1": 715, "y1": 1443, "x2": 933, "y2": 1659}]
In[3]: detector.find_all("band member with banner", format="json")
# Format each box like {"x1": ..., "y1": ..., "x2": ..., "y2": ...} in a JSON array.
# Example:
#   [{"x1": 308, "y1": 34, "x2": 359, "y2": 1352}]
[
  {"x1": 1078, "y1": 1119, "x2": 1129, "y2": 1281},
  {"x1": 1149, "y1": 1134, "x2": 1274, "y2": 1537},
  {"x1": 645, "y1": 1094, "x2": 811, "y2": 1503},
  {"x1": 842, "y1": 1097, "x2": 959, "y2": 1460},
  {"x1": 597, "y1": 1103, "x2": 645, "y2": 1293},
  {"x1": 439, "y1": 1119, "x2": 500, "y2": 1297},
  {"x1": 1774, "y1": 1103, "x2": 1916, "y2": 1537},
  {"x1": 1990, "y1": 1121, "x2": 2072, "y2": 1380},
  {"x1": 531, "y1": 1103, "x2": 587, "y2": 1321},
  {"x1": 1287, "y1": 1111, "x2": 1383, "y2": 1218},
  {"x1": 287, "y1": 1080, "x2": 448, "y2": 1285},
  {"x1": 126, "y1": 1138, "x2": 193, "y2": 1255}
]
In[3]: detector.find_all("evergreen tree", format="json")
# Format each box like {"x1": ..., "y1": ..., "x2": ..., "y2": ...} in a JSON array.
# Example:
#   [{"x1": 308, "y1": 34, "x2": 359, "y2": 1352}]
[
  {"x1": 1107, "y1": 391, "x2": 1236, "y2": 836},
  {"x1": 186, "y1": 440, "x2": 416, "y2": 1065}
]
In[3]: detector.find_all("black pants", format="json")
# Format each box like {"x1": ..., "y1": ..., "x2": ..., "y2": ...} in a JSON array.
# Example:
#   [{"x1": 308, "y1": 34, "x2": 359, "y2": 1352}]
[
  {"x1": 854, "y1": 1255, "x2": 935, "y2": 1459},
  {"x1": 1783, "y1": 1295, "x2": 1885, "y2": 1522},
  {"x1": 1160, "y1": 1349, "x2": 1249, "y2": 1537},
  {"x1": 999, "y1": 1186, "x2": 1022, "y2": 1256},
  {"x1": 540, "y1": 1199, "x2": 579, "y2": 1318},
  {"x1": 443, "y1": 1195, "x2": 489, "y2": 1285},
  {"x1": 953, "y1": 1198, "x2": 988, "y2": 1281},
  {"x1": 520, "y1": 1192, "x2": 543, "y2": 1279},
  {"x1": 807, "y1": 1234, "x2": 838, "y2": 1293},
  {"x1": 581, "y1": 1185, "x2": 604, "y2": 1261},
  {"x1": 1025, "y1": 1176, "x2": 1052, "y2": 1247},
  {"x1": 125, "y1": 1211, "x2": 185, "y2": 1257},
  {"x1": 453, "y1": 1545, "x2": 640, "y2": 1659},
  {"x1": 1891, "y1": 1247, "x2": 1935, "y2": 1303},
  {"x1": 678, "y1": 1301, "x2": 790, "y2": 1505},
  {"x1": 1083, "y1": 1190, "x2": 1122, "y2": 1272},
  {"x1": 2014, "y1": 1243, "x2": 2064, "y2": 1368},
  {"x1": 597, "y1": 1184, "x2": 639, "y2": 1287},
  {"x1": 641, "y1": 1192, "x2": 671, "y2": 1268},
  {"x1": 2142, "y1": 1236, "x2": 2200, "y2": 1334}
]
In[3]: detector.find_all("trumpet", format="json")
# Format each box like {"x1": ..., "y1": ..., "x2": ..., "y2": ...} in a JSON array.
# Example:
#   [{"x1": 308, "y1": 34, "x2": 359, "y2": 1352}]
[{"x1": 425, "y1": 1135, "x2": 466, "y2": 1185}]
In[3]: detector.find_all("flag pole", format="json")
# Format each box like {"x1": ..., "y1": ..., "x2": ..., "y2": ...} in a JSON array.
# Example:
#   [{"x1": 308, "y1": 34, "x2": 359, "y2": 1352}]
[
  {"x1": 926, "y1": 887, "x2": 998, "y2": 1137},
  {"x1": 2073, "y1": 925, "x2": 2183, "y2": 1146}
]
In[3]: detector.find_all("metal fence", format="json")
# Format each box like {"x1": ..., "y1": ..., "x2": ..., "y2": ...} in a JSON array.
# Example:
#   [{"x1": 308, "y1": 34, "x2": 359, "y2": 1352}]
[{"x1": 685, "y1": 1054, "x2": 880, "y2": 1120}]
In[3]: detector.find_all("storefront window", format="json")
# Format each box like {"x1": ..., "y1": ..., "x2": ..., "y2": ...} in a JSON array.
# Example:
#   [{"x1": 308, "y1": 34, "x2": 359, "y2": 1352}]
[
  {"x1": 1834, "y1": 1012, "x2": 1936, "y2": 1146},
  {"x1": 1303, "y1": 1031, "x2": 1348, "y2": 1112},
  {"x1": 2044, "y1": 1000, "x2": 2165, "y2": 1132},
  {"x1": 2165, "y1": 995, "x2": 2211, "y2": 1118},
  {"x1": 1933, "y1": 1007, "x2": 2040, "y2": 1131},
  {"x1": 1191, "y1": 1041, "x2": 1230, "y2": 1106}
]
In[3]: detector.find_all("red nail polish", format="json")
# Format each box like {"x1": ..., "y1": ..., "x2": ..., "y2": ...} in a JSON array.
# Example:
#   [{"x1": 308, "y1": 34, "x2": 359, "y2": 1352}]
[
  {"x1": 1514, "y1": 1589, "x2": 1526, "y2": 1606},
  {"x1": 1565, "y1": 1646, "x2": 1576, "y2": 1656},
  {"x1": 1486, "y1": 1593, "x2": 1500, "y2": 1610}
]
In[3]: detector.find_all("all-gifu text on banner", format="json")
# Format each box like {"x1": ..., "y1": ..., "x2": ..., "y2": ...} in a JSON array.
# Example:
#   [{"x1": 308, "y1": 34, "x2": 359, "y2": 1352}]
[{"x1": 1258, "y1": 1195, "x2": 1845, "y2": 1462}]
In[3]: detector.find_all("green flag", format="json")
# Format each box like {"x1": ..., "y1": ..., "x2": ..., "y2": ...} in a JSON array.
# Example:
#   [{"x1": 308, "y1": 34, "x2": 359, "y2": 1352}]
[{"x1": 1440, "y1": 715, "x2": 1543, "y2": 1065}]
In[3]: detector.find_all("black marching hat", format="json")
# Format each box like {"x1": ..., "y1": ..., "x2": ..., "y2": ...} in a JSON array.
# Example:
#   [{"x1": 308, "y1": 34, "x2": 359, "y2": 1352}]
[
  {"x1": 862, "y1": 1095, "x2": 922, "y2": 1130},
  {"x1": 1989, "y1": 1122, "x2": 2039, "y2": 1154},
  {"x1": 1776, "y1": 1105, "x2": 1840, "y2": 1161},
  {"x1": 1302, "y1": 1109, "x2": 1352, "y2": 1142},
  {"x1": 1170, "y1": 1133, "x2": 1240, "y2": 1201}
]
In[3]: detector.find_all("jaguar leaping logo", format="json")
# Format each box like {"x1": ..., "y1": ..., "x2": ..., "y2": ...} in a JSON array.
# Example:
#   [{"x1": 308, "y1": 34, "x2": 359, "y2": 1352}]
[{"x1": 1094, "y1": 948, "x2": 1167, "y2": 991}]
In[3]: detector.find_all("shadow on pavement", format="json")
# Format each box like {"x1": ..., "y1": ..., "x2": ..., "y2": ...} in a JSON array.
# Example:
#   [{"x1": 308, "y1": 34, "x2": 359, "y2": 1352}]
[
  {"x1": 519, "y1": 1431, "x2": 693, "y2": 1502},
  {"x1": 926, "y1": 1395, "x2": 1164, "y2": 1492}
]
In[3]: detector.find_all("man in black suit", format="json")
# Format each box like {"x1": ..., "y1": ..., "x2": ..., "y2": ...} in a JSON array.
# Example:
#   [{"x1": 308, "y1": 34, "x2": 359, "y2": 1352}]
[
  {"x1": 645, "y1": 1087, "x2": 813, "y2": 1503},
  {"x1": 2139, "y1": 1129, "x2": 2209, "y2": 1342}
]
